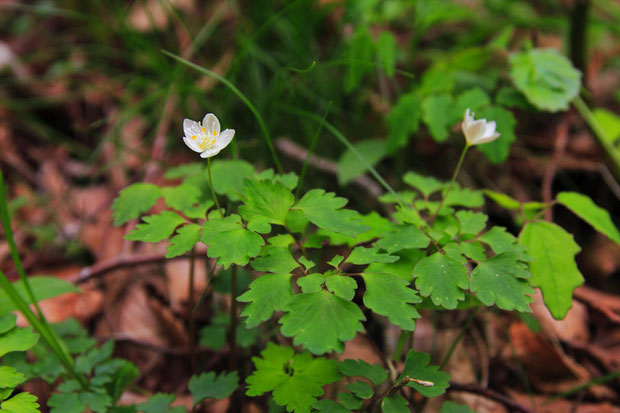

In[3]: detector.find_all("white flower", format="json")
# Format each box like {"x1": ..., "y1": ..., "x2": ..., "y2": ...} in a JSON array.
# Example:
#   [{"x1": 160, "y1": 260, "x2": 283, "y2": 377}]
[
  {"x1": 461, "y1": 108, "x2": 500, "y2": 146},
  {"x1": 183, "y1": 113, "x2": 235, "y2": 158}
]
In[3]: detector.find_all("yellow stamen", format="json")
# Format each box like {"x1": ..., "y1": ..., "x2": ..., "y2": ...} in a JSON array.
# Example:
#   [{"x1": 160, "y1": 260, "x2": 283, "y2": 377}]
[
  {"x1": 199, "y1": 144, "x2": 204, "y2": 149},
  {"x1": 213, "y1": 130, "x2": 217, "y2": 136},
  {"x1": 201, "y1": 127, "x2": 206, "y2": 132},
  {"x1": 212, "y1": 139, "x2": 216, "y2": 144},
  {"x1": 192, "y1": 135, "x2": 196, "y2": 140}
]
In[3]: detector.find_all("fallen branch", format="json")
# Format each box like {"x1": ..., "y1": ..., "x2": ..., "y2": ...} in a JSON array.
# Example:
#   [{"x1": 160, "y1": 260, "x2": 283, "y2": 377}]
[
  {"x1": 73, "y1": 252, "x2": 206, "y2": 285},
  {"x1": 448, "y1": 381, "x2": 536, "y2": 413}
]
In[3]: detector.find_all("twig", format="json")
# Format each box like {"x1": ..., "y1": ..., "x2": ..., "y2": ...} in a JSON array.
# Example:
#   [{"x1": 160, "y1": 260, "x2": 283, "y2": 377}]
[
  {"x1": 448, "y1": 381, "x2": 536, "y2": 413},
  {"x1": 74, "y1": 252, "x2": 207, "y2": 284},
  {"x1": 275, "y1": 137, "x2": 383, "y2": 198}
]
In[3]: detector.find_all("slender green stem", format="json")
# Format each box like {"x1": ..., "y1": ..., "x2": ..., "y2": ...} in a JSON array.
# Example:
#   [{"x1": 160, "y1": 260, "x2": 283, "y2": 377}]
[
  {"x1": 296, "y1": 102, "x2": 332, "y2": 199},
  {"x1": 187, "y1": 247, "x2": 196, "y2": 374},
  {"x1": 573, "y1": 95, "x2": 620, "y2": 170},
  {"x1": 392, "y1": 330, "x2": 410, "y2": 362},
  {"x1": 430, "y1": 144, "x2": 470, "y2": 225},
  {"x1": 228, "y1": 266, "x2": 238, "y2": 372},
  {"x1": 0, "y1": 172, "x2": 86, "y2": 389},
  {"x1": 162, "y1": 50, "x2": 283, "y2": 173},
  {"x1": 207, "y1": 158, "x2": 223, "y2": 217},
  {"x1": 439, "y1": 308, "x2": 478, "y2": 369}
]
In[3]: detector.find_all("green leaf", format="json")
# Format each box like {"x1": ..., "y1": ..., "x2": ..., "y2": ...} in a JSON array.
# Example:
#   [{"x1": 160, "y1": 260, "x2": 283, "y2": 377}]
[
  {"x1": 48, "y1": 392, "x2": 85, "y2": 413},
  {"x1": 325, "y1": 275, "x2": 357, "y2": 301},
  {"x1": 375, "y1": 225, "x2": 430, "y2": 253},
  {"x1": 470, "y1": 253, "x2": 534, "y2": 312},
  {"x1": 297, "y1": 273, "x2": 325, "y2": 294},
  {"x1": 345, "y1": 26, "x2": 374, "y2": 92},
  {"x1": 318, "y1": 212, "x2": 392, "y2": 247},
  {"x1": 592, "y1": 108, "x2": 620, "y2": 143},
  {"x1": 455, "y1": 210, "x2": 488, "y2": 236},
  {"x1": 161, "y1": 184, "x2": 200, "y2": 211},
  {"x1": 444, "y1": 187, "x2": 484, "y2": 208},
  {"x1": 295, "y1": 190, "x2": 369, "y2": 237},
  {"x1": 476, "y1": 106, "x2": 517, "y2": 163},
  {"x1": 210, "y1": 160, "x2": 256, "y2": 201},
  {"x1": 78, "y1": 392, "x2": 112, "y2": 413},
  {"x1": 165, "y1": 224, "x2": 201, "y2": 258},
  {"x1": 557, "y1": 192, "x2": 620, "y2": 244},
  {"x1": 451, "y1": 88, "x2": 490, "y2": 121},
  {"x1": 137, "y1": 393, "x2": 177, "y2": 413},
  {"x1": 403, "y1": 172, "x2": 444, "y2": 197},
  {"x1": 126, "y1": 211, "x2": 186, "y2": 243},
  {"x1": 413, "y1": 253, "x2": 469, "y2": 309},
  {"x1": 421, "y1": 94, "x2": 453, "y2": 142},
  {"x1": 0, "y1": 392, "x2": 40, "y2": 413},
  {"x1": 399, "y1": 350, "x2": 450, "y2": 397},
  {"x1": 0, "y1": 315, "x2": 15, "y2": 334},
  {"x1": 298, "y1": 257, "x2": 316, "y2": 271},
  {"x1": 361, "y1": 273, "x2": 421, "y2": 330},
  {"x1": 239, "y1": 180, "x2": 295, "y2": 232},
  {"x1": 0, "y1": 326, "x2": 38, "y2": 358},
  {"x1": 338, "y1": 392, "x2": 363, "y2": 410},
  {"x1": 312, "y1": 400, "x2": 351, "y2": 413},
  {"x1": 381, "y1": 394, "x2": 408, "y2": 413},
  {"x1": 443, "y1": 241, "x2": 487, "y2": 263},
  {"x1": 365, "y1": 249, "x2": 426, "y2": 282},
  {"x1": 201, "y1": 215, "x2": 264, "y2": 268},
  {"x1": 519, "y1": 221, "x2": 584, "y2": 319},
  {"x1": 338, "y1": 140, "x2": 387, "y2": 185},
  {"x1": 440, "y1": 401, "x2": 476, "y2": 413},
  {"x1": 246, "y1": 343, "x2": 341, "y2": 413},
  {"x1": 75, "y1": 341, "x2": 114, "y2": 374},
  {"x1": 479, "y1": 226, "x2": 529, "y2": 261},
  {"x1": 495, "y1": 86, "x2": 534, "y2": 110},
  {"x1": 510, "y1": 48, "x2": 581, "y2": 112},
  {"x1": 111, "y1": 183, "x2": 161, "y2": 226},
  {"x1": 377, "y1": 31, "x2": 397, "y2": 77},
  {"x1": 339, "y1": 359, "x2": 387, "y2": 386},
  {"x1": 346, "y1": 381, "x2": 372, "y2": 399},
  {"x1": 280, "y1": 291, "x2": 365, "y2": 354},
  {"x1": 345, "y1": 247, "x2": 398, "y2": 265},
  {"x1": 0, "y1": 276, "x2": 80, "y2": 316},
  {"x1": 189, "y1": 371, "x2": 238, "y2": 406},
  {"x1": 0, "y1": 366, "x2": 25, "y2": 388},
  {"x1": 164, "y1": 163, "x2": 203, "y2": 179},
  {"x1": 251, "y1": 246, "x2": 299, "y2": 274},
  {"x1": 327, "y1": 255, "x2": 344, "y2": 269},
  {"x1": 387, "y1": 92, "x2": 421, "y2": 151},
  {"x1": 238, "y1": 274, "x2": 293, "y2": 328}
]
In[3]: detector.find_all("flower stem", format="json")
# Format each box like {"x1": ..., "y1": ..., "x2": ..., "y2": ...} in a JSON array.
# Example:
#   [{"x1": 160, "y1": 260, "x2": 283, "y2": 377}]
[
  {"x1": 228, "y1": 265, "x2": 238, "y2": 371},
  {"x1": 207, "y1": 158, "x2": 223, "y2": 217},
  {"x1": 429, "y1": 144, "x2": 470, "y2": 225},
  {"x1": 187, "y1": 247, "x2": 196, "y2": 374}
]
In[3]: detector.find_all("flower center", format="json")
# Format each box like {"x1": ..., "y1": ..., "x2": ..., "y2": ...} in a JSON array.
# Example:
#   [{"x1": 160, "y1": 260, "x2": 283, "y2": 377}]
[{"x1": 198, "y1": 129, "x2": 217, "y2": 150}]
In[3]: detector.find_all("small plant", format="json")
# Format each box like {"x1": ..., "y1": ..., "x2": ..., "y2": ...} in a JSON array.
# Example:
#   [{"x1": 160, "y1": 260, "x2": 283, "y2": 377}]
[{"x1": 107, "y1": 100, "x2": 619, "y2": 411}]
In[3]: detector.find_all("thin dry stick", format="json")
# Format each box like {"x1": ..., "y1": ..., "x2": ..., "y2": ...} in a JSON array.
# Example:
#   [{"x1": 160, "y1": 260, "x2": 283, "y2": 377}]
[
  {"x1": 74, "y1": 252, "x2": 206, "y2": 284},
  {"x1": 448, "y1": 381, "x2": 536, "y2": 413}
]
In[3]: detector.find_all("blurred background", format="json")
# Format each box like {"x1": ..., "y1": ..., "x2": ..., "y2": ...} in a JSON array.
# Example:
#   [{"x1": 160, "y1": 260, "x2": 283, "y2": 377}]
[{"x1": 1, "y1": 0, "x2": 620, "y2": 411}]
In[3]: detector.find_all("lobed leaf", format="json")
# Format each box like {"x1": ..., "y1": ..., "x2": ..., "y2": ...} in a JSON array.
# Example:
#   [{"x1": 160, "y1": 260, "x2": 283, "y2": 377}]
[
  {"x1": 361, "y1": 273, "x2": 421, "y2": 330},
  {"x1": 413, "y1": 253, "x2": 469, "y2": 309},
  {"x1": 125, "y1": 211, "x2": 186, "y2": 243},
  {"x1": 111, "y1": 183, "x2": 161, "y2": 226},
  {"x1": 399, "y1": 350, "x2": 450, "y2": 397},
  {"x1": 201, "y1": 215, "x2": 264, "y2": 268},
  {"x1": 295, "y1": 190, "x2": 369, "y2": 237},
  {"x1": 557, "y1": 191, "x2": 620, "y2": 244},
  {"x1": 188, "y1": 371, "x2": 238, "y2": 406},
  {"x1": 238, "y1": 274, "x2": 294, "y2": 328}
]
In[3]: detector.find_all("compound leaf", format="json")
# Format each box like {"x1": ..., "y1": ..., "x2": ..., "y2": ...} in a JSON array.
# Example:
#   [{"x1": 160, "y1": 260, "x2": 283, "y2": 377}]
[
  {"x1": 126, "y1": 211, "x2": 185, "y2": 243},
  {"x1": 361, "y1": 273, "x2": 421, "y2": 330},
  {"x1": 339, "y1": 359, "x2": 387, "y2": 387},
  {"x1": 238, "y1": 274, "x2": 294, "y2": 328},
  {"x1": 1, "y1": 392, "x2": 40, "y2": 413},
  {"x1": 111, "y1": 183, "x2": 161, "y2": 226},
  {"x1": 294, "y1": 190, "x2": 369, "y2": 237},
  {"x1": 280, "y1": 291, "x2": 365, "y2": 355},
  {"x1": 470, "y1": 253, "x2": 534, "y2": 312},
  {"x1": 519, "y1": 221, "x2": 583, "y2": 319},
  {"x1": 246, "y1": 343, "x2": 341, "y2": 413},
  {"x1": 413, "y1": 253, "x2": 469, "y2": 309},
  {"x1": 165, "y1": 224, "x2": 201, "y2": 258},
  {"x1": 239, "y1": 179, "x2": 295, "y2": 231},
  {"x1": 399, "y1": 350, "x2": 450, "y2": 397},
  {"x1": 345, "y1": 247, "x2": 398, "y2": 265},
  {"x1": 188, "y1": 371, "x2": 238, "y2": 406},
  {"x1": 201, "y1": 215, "x2": 264, "y2": 268},
  {"x1": 375, "y1": 225, "x2": 429, "y2": 253}
]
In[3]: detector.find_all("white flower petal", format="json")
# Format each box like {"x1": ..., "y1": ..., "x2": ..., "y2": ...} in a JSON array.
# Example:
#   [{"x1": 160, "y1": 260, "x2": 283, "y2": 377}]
[
  {"x1": 202, "y1": 113, "x2": 220, "y2": 136},
  {"x1": 475, "y1": 131, "x2": 500, "y2": 145},
  {"x1": 200, "y1": 147, "x2": 223, "y2": 158},
  {"x1": 465, "y1": 119, "x2": 487, "y2": 143},
  {"x1": 216, "y1": 129, "x2": 235, "y2": 148},
  {"x1": 183, "y1": 136, "x2": 203, "y2": 153},
  {"x1": 183, "y1": 119, "x2": 202, "y2": 138}
]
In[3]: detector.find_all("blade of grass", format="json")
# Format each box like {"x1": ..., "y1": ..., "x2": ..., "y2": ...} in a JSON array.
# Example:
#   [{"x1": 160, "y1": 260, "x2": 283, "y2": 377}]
[
  {"x1": 161, "y1": 50, "x2": 283, "y2": 173},
  {"x1": 542, "y1": 370, "x2": 620, "y2": 405},
  {"x1": 295, "y1": 101, "x2": 332, "y2": 199}
]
